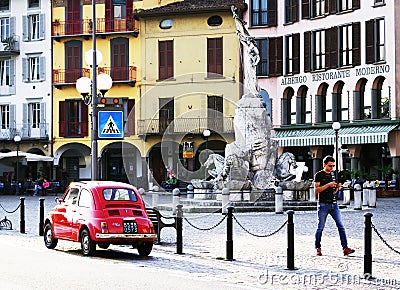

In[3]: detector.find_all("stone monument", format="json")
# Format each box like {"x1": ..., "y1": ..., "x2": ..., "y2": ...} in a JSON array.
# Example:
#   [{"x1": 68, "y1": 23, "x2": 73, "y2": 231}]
[{"x1": 191, "y1": 7, "x2": 310, "y2": 194}]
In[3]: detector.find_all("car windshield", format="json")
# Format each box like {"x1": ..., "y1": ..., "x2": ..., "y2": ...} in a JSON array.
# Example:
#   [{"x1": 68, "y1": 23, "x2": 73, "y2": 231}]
[{"x1": 102, "y1": 188, "x2": 138, "y2": 201}]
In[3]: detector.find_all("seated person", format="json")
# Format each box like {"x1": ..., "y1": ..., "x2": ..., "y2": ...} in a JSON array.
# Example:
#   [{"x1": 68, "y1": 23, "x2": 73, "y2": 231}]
[
  {"x1": 42, "y1": 179, "x2": 50, "y2": 195},
  {"x1": 33, "y1": 177, "x2": 45, "y2": 196},
  {"x1": 165, "y1": 171, "x2": 177, "y2": 191}
]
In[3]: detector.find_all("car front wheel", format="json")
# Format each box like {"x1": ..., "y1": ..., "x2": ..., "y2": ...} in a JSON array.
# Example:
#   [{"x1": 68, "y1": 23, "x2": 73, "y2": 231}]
[
  {"x1": 44, "y1": 223, "x2": 58, "y2": 249},
  {"x1": 80, "y1": 229, "x2": 96, "y2": 256},
  {"x1": 137, "y1": 242, "x2": 153, "y2": 256}
]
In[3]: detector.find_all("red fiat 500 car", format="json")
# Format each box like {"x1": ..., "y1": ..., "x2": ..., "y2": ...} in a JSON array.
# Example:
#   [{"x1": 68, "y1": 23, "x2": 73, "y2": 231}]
[{"x1": 44, "y1": 181, "x2": 156, "y2": 256}]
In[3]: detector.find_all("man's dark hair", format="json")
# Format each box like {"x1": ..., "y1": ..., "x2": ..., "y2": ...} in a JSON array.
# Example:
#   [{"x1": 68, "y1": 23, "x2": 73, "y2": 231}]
[{"x1": 323, "y1": 155, "x2": 335, "y2": 164}]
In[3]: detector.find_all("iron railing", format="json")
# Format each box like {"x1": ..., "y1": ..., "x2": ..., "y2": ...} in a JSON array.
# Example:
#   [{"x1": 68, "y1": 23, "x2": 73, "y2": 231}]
[
  {"x1": 52, "y1": 18, "x2": 139, "y2": 37},
  {"x1": 52, "y1": 68, "x2": 90, "y2": 85},
  {"x1": 53, "y1": 66, "x2": 137, "y2": 85},
  {"x1": 98, "y1": 66, "x2": 137, "y2": 82},
  {"x1": 137, "y1": 117, "x2": 234, "y2": 135},
  {"x1": 0, "y1": 35, "x2": 20, "y2": 56},
  {"x1": 0, "y1": 123, "x2": 49, "y2": 140}
]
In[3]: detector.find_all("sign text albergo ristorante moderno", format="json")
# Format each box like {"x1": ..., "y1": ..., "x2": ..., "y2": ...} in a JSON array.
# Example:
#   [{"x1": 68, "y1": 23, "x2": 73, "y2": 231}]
[{"x1": 280, "y1": 64, "x2": 390, "y2": 86}]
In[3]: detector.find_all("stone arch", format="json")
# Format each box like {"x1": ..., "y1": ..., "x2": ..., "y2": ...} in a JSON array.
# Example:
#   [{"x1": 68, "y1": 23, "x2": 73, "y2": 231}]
[
  {"x1": 282, "y1": 87, "x2": 295, "y2": 125},
  {"x1": 317, "y1": 82, "x2": 329, "y2": 95},
  {"x1": 354, "y1": 78, "x2": 368, "y2": 120},
  {"x1": 296, "y1": 85, "x2": 310, "y2": 124},
  {"x1": 315, "y1": 83, "x2": 329, "y2": 123}
]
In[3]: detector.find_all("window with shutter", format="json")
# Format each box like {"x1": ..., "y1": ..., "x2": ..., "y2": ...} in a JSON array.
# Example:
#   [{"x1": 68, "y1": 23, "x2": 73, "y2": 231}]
[
  {"x1": 327, "y1": 26, "x2": 338, "y2": 69},
  {"x1": 302, "y1": 0, "x2": 310, "y2": 19},
  {"x1": 268, "y1": 37, "x2": 283, "y2": 77},
  {"x1": 353, "y1": 0, "x2": 360, "y2": 9},
  {"x1": 255, "y1": 38, "x2": 268, "y2": 76},
  {"x1": 327, "y1": 0, "x2": 336, "y2": 14},
  {"x1": 267, "y1": 0, "x2": 277, "y2": 27},
  {"x1": 365, "y1": 18, "x2": 385, "y2": 64},
  {"x1": 365, "y1": 19, "x2": 374, "y2": 64},
  {"x1": 276, "y1": 37, "x2": 283, "y2": 76},
  {"x1": 285, "y1": 0, "x2": 298, "y2": 24},
  {"x1": 207, "y1": 37, "x2": 223, "y2": 77},
  {"x1": 65, "y1": 41, "x2": 82, "y2": 83},
  {"x1": 292, "y1": 33, "x2": 300, "y2": 74},
  {"x1": 285, "y1": 34, "x2": 300, "y2": 75},
  {"x1": 304, "y1": 31, "x2": 311, "y2": 72},
  {"x1": 159, "y1": 40, "x2": 174, "y2": 80},
  {"x1": 311, "y1": 0, "x2": 325, "y2": 18},
  {"x1": 312, "y1": 29, "x2": 326, "y2": 71},
  {"x1": 268, "y1": 38, "x2": 277, "y2": 76},
  {"x1": 59, "y1": 101, "x2": 66, "y2": 137},
  {"x1": 81, "y1": 102, "x2": 88, "y2": 136},
  {"x1": 352, "y1": 22, "x2": 361, "y2": 66},
  {"x1": 251, "y1": 0, "x2": 277, "y2": 27}
]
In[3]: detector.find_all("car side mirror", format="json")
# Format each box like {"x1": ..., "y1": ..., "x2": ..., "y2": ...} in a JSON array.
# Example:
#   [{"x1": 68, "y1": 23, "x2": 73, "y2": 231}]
[{"x1": 55, "y1": 197, "x2": 61, "y2": 204}]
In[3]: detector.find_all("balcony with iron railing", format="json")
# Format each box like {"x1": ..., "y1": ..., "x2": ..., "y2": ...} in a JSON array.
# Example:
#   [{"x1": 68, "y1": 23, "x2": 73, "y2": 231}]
[
  {"x1": 52, "y1": 68, "x2": 90, "y2": 87},
  {"x1": 52, "y1": 66, "x2": 137, "y2": 87},
  {"x1": 137, "y1": 117, "x2": 234, "y2": 136},
  {"x1": 0, "y1": 123, "x2": 49, "y2": 140},
  {"x1": 98, "y1": 66, "x2": 137, "y2": 86},
  {"x1": 52, "y1": 18, "x2": 139, "y2": 37}
]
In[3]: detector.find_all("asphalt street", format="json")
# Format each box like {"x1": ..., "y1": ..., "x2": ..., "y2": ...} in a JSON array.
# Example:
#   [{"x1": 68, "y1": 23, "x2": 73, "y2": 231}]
[{"x1": 0, "y1": 193, "x2": 400, "y2": 289}]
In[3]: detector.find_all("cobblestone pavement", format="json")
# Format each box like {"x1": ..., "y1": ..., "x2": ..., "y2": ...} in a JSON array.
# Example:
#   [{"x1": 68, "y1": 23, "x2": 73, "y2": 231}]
[{"x1": 1, "y1": 194, "x2": 400, "y2": 289}]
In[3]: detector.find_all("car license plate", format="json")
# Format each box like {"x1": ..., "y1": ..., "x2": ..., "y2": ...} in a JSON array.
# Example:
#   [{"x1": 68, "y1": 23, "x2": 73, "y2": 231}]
[{"x1": 123, "y1": 221, "x2": 138, "y2": 234}]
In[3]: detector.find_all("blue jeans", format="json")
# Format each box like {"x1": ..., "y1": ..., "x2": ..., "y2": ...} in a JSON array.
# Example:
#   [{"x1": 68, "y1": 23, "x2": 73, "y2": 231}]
[{"x1": 315, "y1": 203, "x2": 348, "y2": 249}]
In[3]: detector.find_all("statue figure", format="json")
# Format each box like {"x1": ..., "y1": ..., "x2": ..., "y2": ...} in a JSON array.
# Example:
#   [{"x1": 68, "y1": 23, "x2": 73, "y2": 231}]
[
  {"x1": 273, "y1": 152, "x2": 298, "y2": 181},
  {"x1": 204, "y1": 154, "x2": 225, "y2": 179},
  {"x1": 232, "y1": 6, "x2": 260, "y2": 96}
]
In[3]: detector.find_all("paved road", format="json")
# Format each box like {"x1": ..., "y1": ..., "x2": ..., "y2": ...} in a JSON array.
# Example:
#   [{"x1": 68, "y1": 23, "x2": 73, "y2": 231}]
[{"x1": 1, "y1": 194, "x2": 400, "y2": 289}]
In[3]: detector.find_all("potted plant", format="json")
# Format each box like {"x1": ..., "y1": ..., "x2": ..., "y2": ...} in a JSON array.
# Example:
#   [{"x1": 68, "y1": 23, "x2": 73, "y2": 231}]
[{"x1": 53, "y1": 19, "x2": 60, "y2": 26}]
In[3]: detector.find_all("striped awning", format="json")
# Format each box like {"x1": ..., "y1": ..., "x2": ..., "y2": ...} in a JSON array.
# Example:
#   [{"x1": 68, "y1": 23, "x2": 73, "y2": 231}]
[{"x1": 273, "y1": 124, "x2": 399, "y2": 147}]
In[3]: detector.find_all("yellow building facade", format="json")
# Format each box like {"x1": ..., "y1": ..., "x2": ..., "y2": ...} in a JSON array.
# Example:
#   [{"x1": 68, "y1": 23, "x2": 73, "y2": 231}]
[{"x1": 51, "y1": 0, "x2": 246, "y2": 188}]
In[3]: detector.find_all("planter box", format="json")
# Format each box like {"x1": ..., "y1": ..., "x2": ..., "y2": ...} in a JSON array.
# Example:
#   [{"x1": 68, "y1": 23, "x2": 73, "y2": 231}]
[{"x1": 377, "y1": 189, "x2": 400, "y2": 198}]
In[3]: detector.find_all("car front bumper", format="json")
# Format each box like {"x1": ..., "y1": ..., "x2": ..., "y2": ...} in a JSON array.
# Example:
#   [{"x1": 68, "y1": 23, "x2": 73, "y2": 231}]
[{"x1": 95, "y1": 233, "x2": 157, "y2": 239}]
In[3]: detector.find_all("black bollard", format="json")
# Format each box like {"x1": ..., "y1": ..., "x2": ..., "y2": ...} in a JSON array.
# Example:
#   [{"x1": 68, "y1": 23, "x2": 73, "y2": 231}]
[
  {"x1": 364, "y1": 212, "x2": 373, "y2": 278},
  {"x1": 176, "y1": 204, "x2": 183, "y2": 254},
  {"x1": 226, "y1": 206, "x2": 234, "y2": 261},
  {"x1": 286, "y1": 210, "x2": 296, "y2": 270},
  {"x1": 20, "y1": 197, "x2": 25, "y2": 234},
  {"x1": 39, "y1": 198, "x2": 45, "y2": 236}
]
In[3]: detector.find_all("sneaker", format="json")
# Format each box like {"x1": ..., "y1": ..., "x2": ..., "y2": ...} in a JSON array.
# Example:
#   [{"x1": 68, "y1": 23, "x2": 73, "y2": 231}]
[
  {"x1": 343, "y1": 247, "x2": 355, "y2": 256},
  {"x1": 316, "y1": 248, "x2": 322, "y2": 256}
]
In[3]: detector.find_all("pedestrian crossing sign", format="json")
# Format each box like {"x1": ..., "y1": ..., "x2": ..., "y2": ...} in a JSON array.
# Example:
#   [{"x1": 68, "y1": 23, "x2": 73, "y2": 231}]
[{"x1": 98, "y1": 111, "x2": 124, "y2": 139}]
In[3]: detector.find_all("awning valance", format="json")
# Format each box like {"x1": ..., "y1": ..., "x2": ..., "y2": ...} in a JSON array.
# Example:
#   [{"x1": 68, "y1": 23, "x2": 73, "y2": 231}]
[{"x1": 273, "y1": 124, "x2": 399, "y2": 147}]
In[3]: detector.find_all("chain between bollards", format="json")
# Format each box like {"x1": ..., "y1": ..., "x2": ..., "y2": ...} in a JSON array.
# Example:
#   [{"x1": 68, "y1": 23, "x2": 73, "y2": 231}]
[
  {"x1": 226, "y1": 205, "x2": 234, "y2": 261},
  {"x1": 286, "y1": 210, "x2": 296, "y2": 270},
  {"x1": 176, "y1": 204, "x2": 183, "y2": 254},
  {"x1": 364, "y1": 212, "x2": 373, "y2": 278},
  {"x1": 39, "y1": 198, "x2": 45, "y2": 236},
  {"x1": 20, "y1": 197, "x2": 25, "y2": 234}
]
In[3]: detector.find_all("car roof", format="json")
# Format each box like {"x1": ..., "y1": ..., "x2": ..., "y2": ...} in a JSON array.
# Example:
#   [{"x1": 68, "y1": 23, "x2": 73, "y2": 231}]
[{"x1": 69, "y1": 181, "x2": 137, "y2": 190}]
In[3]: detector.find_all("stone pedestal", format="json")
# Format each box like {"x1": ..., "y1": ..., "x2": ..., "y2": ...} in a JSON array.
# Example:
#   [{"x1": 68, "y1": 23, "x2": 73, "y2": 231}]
[
  {"x1": 193, "y1": 188, "x2": 214, "y2": 199},
  {"x1": 283, "y1": 190, "x2": 294, "y2": 200},
  {"x1": 229, "y1": 192, "x2": 242, "y2": 201}
]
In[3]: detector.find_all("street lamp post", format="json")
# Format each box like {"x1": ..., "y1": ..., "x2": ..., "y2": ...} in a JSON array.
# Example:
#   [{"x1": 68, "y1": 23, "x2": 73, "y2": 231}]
[
  {"x1": 14, "y1": 135, "x2": 21, "y2": 195},
  {"x1": 332, "y1": 122, "x2": 341, "y2": 183},
  {"x1": 203, "y1": 129, "x2": 211, "y2": 180},
  {"x1": 75, "y1": 1, "x2": 112, "y2": 180}
]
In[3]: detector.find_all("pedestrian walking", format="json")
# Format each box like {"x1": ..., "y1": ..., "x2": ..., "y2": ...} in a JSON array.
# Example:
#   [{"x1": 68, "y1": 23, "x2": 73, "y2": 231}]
[{"x1": 314, "y1": 155, "x2": 355, "y2": 256}]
